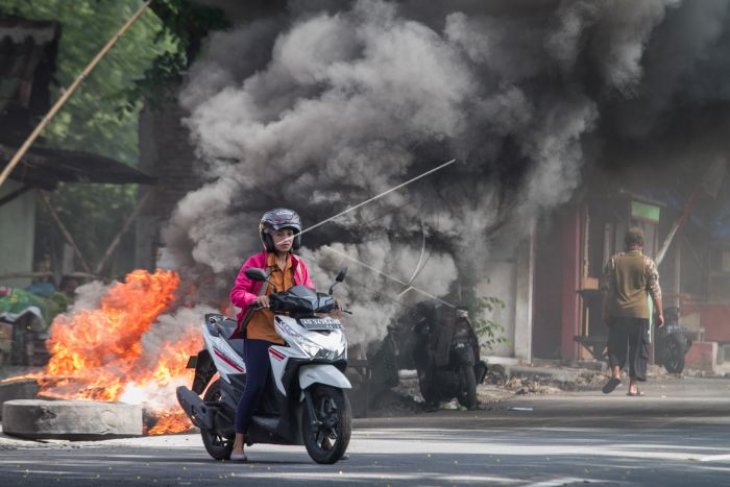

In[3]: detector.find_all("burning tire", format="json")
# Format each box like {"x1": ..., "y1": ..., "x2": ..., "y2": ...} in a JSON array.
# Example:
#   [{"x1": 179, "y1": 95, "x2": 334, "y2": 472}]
[
  {"x1": 302, "y1": 385, "x2": 351, "y2": 464},
  {"x1": 2, "y1": 399, "x2": 142, "y2": 440},
  {"x1": 200, "y1": 380, "x2": 234, "y2": 460}
]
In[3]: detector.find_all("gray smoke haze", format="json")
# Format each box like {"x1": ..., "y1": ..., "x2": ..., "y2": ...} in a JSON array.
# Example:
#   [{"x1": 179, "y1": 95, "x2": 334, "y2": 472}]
[
  {"x1": 140, "y1": 305, "x2": 216, "y2": 361},
  {"x1": 69, "y1": 281, "x2": 111, "y2": 313},
  {"x1": 166, "y1": 0, "x2": 730, "y2": 344},
  {"x1": 120, "y1": 305, "x2": 217, "y2": 410}
]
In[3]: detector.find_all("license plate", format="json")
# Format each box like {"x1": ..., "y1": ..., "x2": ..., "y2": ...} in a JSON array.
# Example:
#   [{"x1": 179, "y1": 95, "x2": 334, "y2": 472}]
[{"x1": 299, "y1": 317, "x2": 342, "y2": 330}]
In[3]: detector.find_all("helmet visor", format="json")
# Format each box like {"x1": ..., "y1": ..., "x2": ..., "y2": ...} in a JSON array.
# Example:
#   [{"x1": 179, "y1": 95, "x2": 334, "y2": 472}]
[{"x1": 263, "y1": 209, "x2": 301, "y2": 232}]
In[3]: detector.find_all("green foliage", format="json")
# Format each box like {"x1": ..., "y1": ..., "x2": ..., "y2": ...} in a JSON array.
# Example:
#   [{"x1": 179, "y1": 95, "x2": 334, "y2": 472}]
[
  {"x1": 0, "y1": 0, "x2": 177, "y2": 164},
  {"x1": 471, "y1": 296, "x2": 507, "y2": 350},
  {"x1": 0, "y1": 1, "x2": 228, "y2": 277},
  {"x1": 35, "y1": 183, "x2": 138, "y2": 278},
  {"x1": 0, "y1": 0, "x2": 176, "y2": 277},
  {"x1": 123, "y1": 0, "x2": 230, "y2": 108}
]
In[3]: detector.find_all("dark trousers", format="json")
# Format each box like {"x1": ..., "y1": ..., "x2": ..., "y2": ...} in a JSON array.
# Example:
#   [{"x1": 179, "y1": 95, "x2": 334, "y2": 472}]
[
  {"x1": 234, "y1": 339, "x2": 275, "y2": 434},
  {"x1": 607, "y1": 317, "x2": 649, "y2": 381}
]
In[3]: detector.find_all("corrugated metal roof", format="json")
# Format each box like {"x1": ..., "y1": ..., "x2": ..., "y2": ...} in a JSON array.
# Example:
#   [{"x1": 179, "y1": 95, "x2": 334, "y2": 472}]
[{"x1": 0, "y1": 143, "x2": 156, "y2": 188}]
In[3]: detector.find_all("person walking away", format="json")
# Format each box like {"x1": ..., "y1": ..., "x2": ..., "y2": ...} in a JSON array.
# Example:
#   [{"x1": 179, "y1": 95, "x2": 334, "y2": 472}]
[{"x1": 601, "y1": 226, "x2": 664, "y2": 396}]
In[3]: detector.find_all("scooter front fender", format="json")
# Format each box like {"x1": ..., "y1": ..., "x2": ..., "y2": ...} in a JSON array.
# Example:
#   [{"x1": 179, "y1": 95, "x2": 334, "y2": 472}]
[{"x1": 299, "y1": 364, "x2": 352, "y2": 391}]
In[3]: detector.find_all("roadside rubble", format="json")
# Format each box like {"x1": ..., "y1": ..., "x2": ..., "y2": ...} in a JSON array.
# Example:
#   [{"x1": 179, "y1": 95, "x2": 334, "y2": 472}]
[
  {"x1": 362, "y1": 358, "x2": 730, "y2": 415},
  {"x1": 366, "y1": 362, "x2": 610, "y2": 416},
  {"x1": 363, "y1": 361, "x2": 730, "y2": 416},
  {"x1": 496, "y1": 363, "x2": 607, "y2": 394}
]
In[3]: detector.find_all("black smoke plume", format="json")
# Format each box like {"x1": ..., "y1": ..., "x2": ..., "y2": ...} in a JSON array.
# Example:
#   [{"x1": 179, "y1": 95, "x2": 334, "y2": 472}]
[{"x1": 165, "y1": 0, "x2": 730, "y2": 344}]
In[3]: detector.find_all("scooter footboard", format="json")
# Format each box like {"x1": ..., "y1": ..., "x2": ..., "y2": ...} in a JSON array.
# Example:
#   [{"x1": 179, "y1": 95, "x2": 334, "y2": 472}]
[
  {"x1": 176, "y1": 386, "x2": 214, "y2": 430},
  {"x1": 299, "y1": 364, "x2": 352, "y2": 390}
]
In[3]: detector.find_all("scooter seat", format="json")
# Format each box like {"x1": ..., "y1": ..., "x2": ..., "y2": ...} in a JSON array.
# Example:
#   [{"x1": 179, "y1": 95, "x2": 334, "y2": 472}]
[
  {"x1": 205, "y1": 314, "x2": 239, "y2": 339},
  {"x1": 229, "y1": 338, "x2": 244, "y2": 357},
  {"x1": 218, "y1": 318, "x2": 238, "y2": 338}
]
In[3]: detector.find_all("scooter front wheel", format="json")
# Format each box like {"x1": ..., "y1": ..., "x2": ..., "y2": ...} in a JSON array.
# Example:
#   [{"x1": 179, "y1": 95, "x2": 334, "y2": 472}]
[
  {"x1": 302, "y1": 385, "x2": 352, "y2": 464},
  {"x1": 200, "y1": 379, "x2": 234, "y2": 460}
]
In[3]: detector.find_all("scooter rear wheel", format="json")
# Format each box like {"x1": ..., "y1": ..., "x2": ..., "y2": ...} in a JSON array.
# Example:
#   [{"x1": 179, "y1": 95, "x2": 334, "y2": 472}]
[
  {"x1": 302, "y1": 385, "x2": 351, "y2": 464},
  {"x1": 200, "y1": 379, "x2": 234, "y2": 460}
]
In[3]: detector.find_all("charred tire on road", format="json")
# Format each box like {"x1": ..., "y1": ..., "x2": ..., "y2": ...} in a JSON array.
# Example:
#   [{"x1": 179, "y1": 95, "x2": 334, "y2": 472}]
[
  {"x1": 0, "y1": 379, "x2": 39, "y2": 420},
  {"x1": 2, "y1": 400, "x2": 143, "y2": 440}
]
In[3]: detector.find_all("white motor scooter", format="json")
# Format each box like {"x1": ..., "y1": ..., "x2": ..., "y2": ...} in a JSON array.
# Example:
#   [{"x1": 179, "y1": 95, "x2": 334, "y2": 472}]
[{"x1": 176, "y1": 267, "x2": 352, "y2": 464}]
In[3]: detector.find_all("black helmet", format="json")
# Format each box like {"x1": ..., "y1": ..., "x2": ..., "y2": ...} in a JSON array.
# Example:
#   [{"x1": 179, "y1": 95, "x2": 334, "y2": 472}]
[{"x1": 259, "y1": 208, "x2": 302, "y2": 252}]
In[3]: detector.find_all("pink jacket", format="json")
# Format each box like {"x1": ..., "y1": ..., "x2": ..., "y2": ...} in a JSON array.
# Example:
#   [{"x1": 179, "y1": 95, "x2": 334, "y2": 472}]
[{"x1": 230, "y1": 251, "x2": 314, "y2": 327}]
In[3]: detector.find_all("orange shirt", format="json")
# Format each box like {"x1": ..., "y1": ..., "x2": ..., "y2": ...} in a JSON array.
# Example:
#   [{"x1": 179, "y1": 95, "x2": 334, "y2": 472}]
[{"x1": 246, "y1": 253, "x2": 293, "y2": 344}]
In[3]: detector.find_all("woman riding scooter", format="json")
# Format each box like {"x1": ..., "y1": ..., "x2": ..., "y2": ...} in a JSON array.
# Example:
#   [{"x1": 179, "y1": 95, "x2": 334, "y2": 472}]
[{"x1": 229, "y1": 208, "x2": 314, "y2": 462}]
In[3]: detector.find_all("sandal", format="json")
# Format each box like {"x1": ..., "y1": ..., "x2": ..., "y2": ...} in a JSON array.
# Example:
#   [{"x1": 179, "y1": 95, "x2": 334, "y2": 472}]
[
  {"x1": 230, "y1": 451, "x2": 248, "y2": 462},
  {"x1": 627, "y1": 389, "x2": 644, "y2": 397},
  {"x1": 602, "y1": 377, "x2": 621, "y2": 394}
]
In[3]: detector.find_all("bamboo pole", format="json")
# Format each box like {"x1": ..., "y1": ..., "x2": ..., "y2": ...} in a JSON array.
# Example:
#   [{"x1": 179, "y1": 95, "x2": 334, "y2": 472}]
[
  {"x1": 0, "y1": 271, "x2": 99, "y2": 281},
  {"x1": 94, "y1": 191, "x2": 151, "y2": 275},
  {"x1": 40, "y1": 192, "x2": 92, "y2": 274},
  {"x1": 0, "y1": 0, "x2": 153, "y2": 190}
]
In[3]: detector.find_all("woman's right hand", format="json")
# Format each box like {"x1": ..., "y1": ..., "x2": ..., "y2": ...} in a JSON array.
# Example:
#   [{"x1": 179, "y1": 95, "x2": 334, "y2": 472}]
[{"x1": 254, "y1": 295, "x2": 270, "y2": 309}]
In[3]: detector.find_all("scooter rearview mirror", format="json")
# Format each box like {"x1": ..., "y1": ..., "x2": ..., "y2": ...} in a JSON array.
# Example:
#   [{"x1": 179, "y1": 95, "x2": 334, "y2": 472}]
[
  {"x1": 329, "y1": 266, "x2": 348, "y2": 295},
  {"x1": 245, "y1": 267, "x2": 268, "y2": 282}
]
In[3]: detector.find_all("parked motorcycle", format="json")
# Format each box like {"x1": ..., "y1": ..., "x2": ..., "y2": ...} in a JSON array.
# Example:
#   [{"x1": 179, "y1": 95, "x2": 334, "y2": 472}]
[
  {"x1": 655, "y1": 307, "x2": 692, "y2": 374},
  {"x1": 412, "y1": 306, "x2": 488, "y2": 411},
  {"x1": 176, "y1": 267, "x2": 352, "y2": 464}
]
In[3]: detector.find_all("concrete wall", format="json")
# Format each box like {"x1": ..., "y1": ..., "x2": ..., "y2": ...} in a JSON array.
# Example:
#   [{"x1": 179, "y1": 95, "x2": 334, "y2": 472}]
[
  {"x1": 475, "y1": 234, "x2": 535, "y2": 362},
  {"x1": 476, "y1": 258, "x2": 517, "y2": 358},
  {"x1": 513, "y1": 235, "x2": 535, "y2": 362},
  {"x1": 0, "y1": 181, "x2": 35, "y2": 288}
]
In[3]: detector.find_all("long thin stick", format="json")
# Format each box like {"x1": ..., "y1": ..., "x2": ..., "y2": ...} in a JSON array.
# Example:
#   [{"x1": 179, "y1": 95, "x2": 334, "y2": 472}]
[
  {"x1": 296, "y1": 159, "x2": 456, "y2": 240},
  {"x1": 40, "y1": 192, "x2": 92, "y2": 274},
  {"x1": 322, "y1": 245, "x2": 456, "y2": 308},
  {"x1": 287, "y1": 158, "x2": 458, "y2": 307},
  {"x1": 0, "y1": 0, "x2": 153, "y2": 190},
  {"x1": 94, "y1": 191, "x2": 152, "y2": 275},
  {"x1": 0, "y1": 271, "x2": 98, "y2": 281}
]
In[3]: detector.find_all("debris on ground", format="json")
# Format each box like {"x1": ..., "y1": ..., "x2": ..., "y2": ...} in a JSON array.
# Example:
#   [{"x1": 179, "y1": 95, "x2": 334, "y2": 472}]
[
  {"x1": 489, "y1": 363, "x2": 606, "y2": 393},
  {"x1": 503, "y1": 376, "x2": 562, "y2": 395},
  {"x1": 366, "y1": 375, "x2": 427, "y2": 417},
  {"x1": 365, "y1": 362, "x2": 611, "y2": 416}
]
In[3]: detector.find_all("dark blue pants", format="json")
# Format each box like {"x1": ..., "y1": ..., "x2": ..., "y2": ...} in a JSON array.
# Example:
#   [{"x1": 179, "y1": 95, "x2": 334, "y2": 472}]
[{"x1": 234, "y1": 339, "x2": 275, "y2": 434}]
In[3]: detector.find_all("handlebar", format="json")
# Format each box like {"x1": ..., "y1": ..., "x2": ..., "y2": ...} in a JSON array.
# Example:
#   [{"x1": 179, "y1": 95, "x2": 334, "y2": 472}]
[{"x1": 250, "y1": 302, "x2": 352, "y2": 315}]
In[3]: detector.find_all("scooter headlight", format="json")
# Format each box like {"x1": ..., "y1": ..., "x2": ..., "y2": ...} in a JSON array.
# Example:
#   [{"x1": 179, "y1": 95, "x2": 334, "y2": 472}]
[
  {"x1": 297, "y1": 335, "x2": 346, "y2": 361},
  {"x1": 297, "y1": 337, "x2": 323, "y2": 359},
  {"x1": 331, "y1": 333, "x2": 348, "y2": 361}
]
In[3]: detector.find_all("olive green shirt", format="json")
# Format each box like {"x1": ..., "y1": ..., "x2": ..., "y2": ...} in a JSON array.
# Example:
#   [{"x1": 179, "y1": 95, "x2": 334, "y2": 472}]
[{"x1": 602, "y1": 250, "x2": 661, "y2": 319}]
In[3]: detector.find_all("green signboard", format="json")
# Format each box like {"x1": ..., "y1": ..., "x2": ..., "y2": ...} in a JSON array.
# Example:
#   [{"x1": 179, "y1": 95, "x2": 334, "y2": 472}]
[{"x1": 631, "y1": 201, "x2": 661, "y2": 223}]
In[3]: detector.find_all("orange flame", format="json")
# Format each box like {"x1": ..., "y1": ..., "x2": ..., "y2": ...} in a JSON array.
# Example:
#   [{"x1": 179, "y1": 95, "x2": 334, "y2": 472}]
[{"x1": 10, "y1": 269, "x2": 203, "y2": 434}]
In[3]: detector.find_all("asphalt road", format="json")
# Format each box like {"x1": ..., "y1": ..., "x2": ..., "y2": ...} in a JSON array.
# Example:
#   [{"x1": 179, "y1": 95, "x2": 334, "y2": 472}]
[{"x1": 1, "y1": 377, "x2": 729, "y2": 486}]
